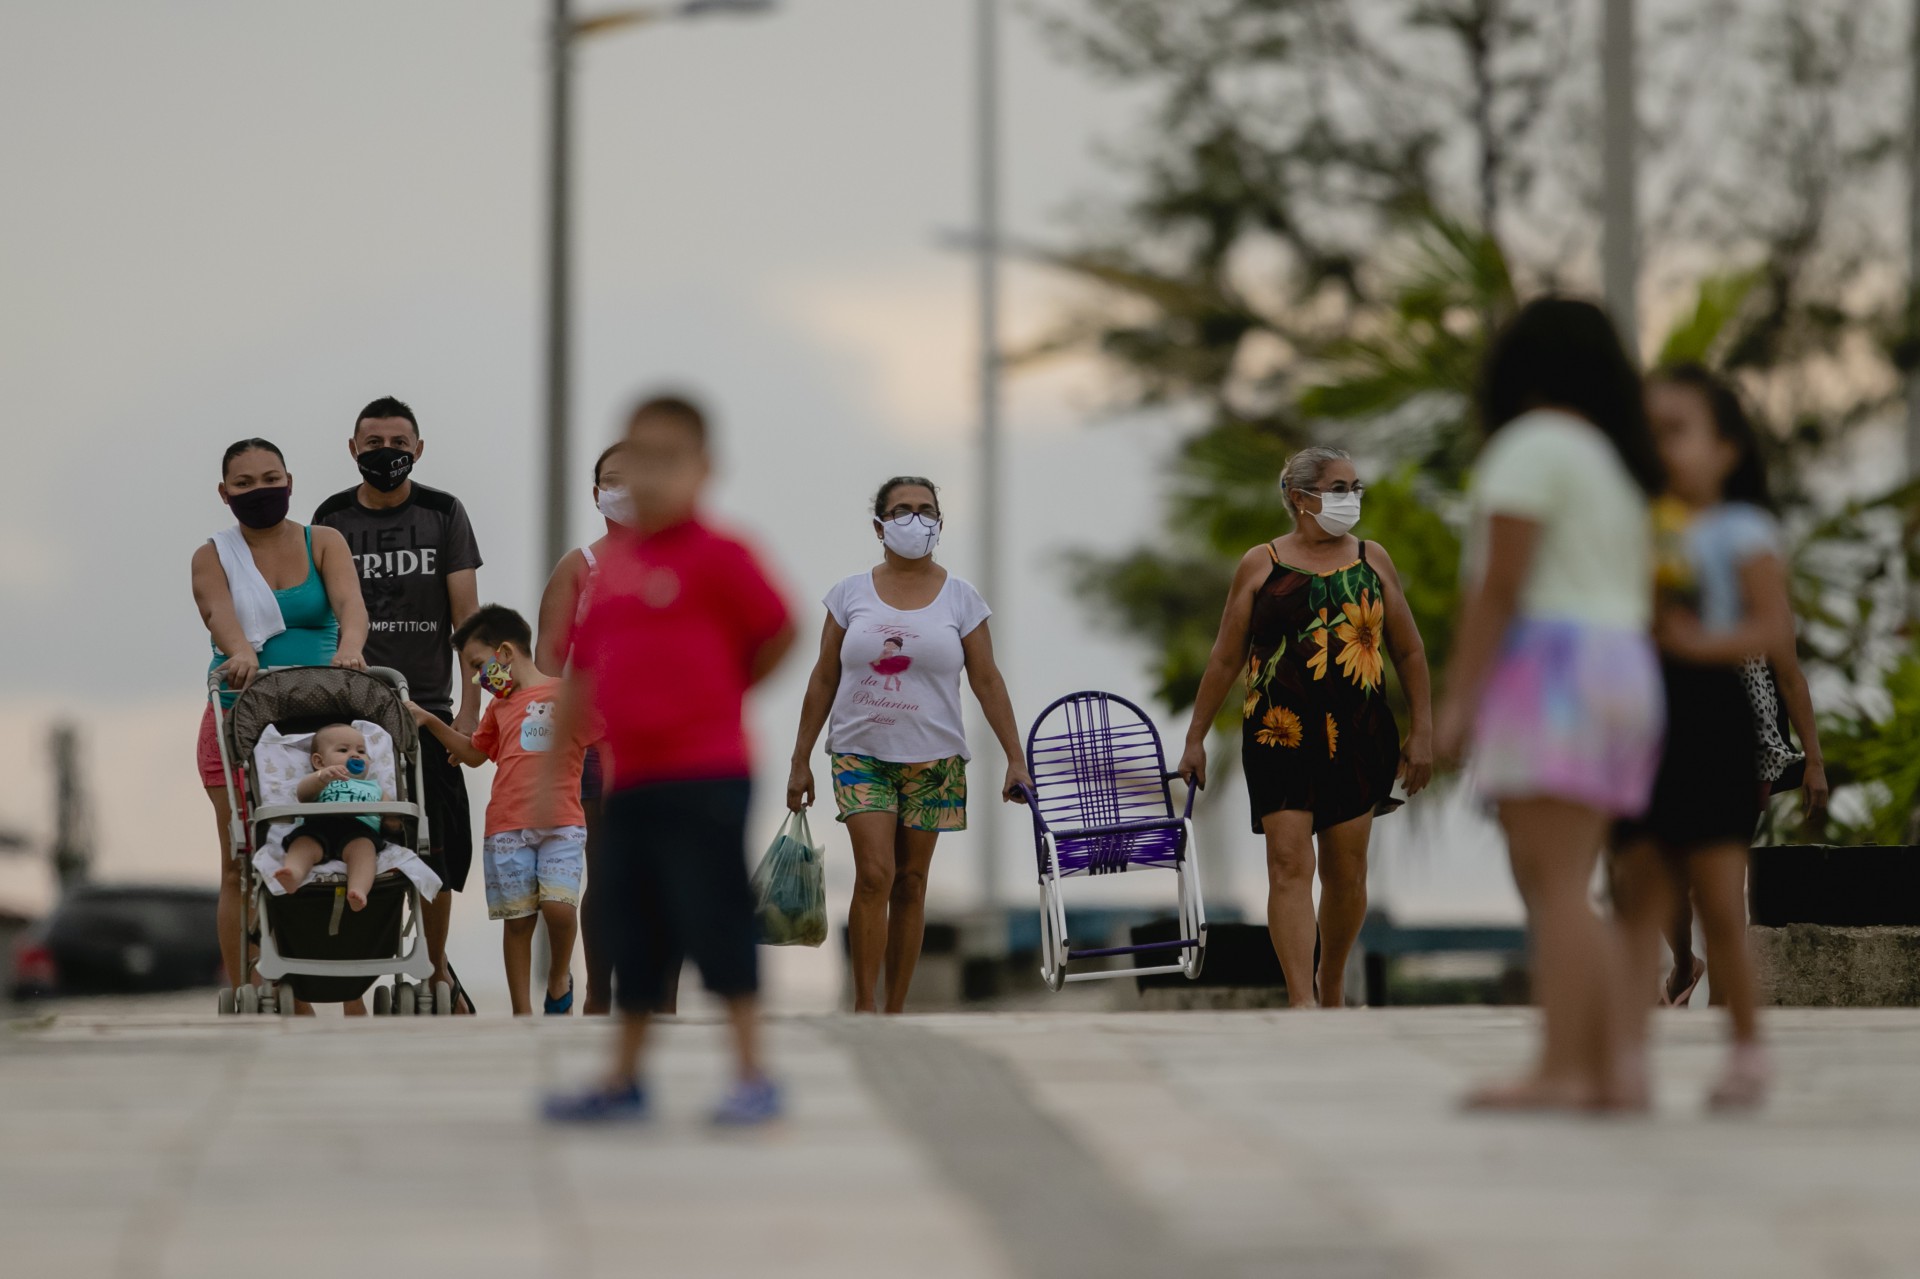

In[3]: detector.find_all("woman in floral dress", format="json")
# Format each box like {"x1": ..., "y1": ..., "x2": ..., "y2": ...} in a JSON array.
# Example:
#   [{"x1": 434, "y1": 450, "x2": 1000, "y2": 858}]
[{"x1": 1179, "y1": 446, "x2": 1433, "y2": 1007}]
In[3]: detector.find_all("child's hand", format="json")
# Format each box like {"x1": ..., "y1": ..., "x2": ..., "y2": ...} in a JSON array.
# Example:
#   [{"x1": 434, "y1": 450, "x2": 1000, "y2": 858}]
[
  {"x1": 320, "y1": 763, "x2": 353, "y2": 783},
  {"x1": 1654, "y1": 607, "x2": 1708, "y2": 661},
  {"x1": 405, "y1": 700, "x2": 434, "y2": 728}
]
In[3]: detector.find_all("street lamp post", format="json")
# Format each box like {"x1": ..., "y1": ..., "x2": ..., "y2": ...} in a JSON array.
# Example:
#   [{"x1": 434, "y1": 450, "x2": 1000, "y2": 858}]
[
  {"x1": 540, "y1": 0, "x2": 776, "y2": 577},
  {"x1": 1599, "y1": 0, "x2": 1637, "y2": 350},
  {"x1": 974, "y1": 0, "x2": 1004, "y2": 915},
  {"x1": 543, "y1": 0, "x2": 575, "y2": 581}
]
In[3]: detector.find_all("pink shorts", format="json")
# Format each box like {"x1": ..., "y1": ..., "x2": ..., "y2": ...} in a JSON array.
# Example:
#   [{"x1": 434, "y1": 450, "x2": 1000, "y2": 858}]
[
  {"x1": 196, "y1": 703, "x2": 238, "y2": 790},
  {"x1": 1472, "y1": 618, "x2": 1664, "y2": 818}
]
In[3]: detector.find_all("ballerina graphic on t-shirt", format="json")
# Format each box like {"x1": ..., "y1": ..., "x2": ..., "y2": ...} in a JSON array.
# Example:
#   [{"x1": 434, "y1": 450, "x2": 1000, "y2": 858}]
[{"x1": 869, "y1": 637, "x2": 912, "y2": 692}]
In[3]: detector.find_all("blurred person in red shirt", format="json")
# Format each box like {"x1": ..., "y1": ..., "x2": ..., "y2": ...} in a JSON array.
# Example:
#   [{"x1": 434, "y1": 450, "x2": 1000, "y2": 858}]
[{"x1": 543, "y1": 394, "x2": 796, "y2": 1127}]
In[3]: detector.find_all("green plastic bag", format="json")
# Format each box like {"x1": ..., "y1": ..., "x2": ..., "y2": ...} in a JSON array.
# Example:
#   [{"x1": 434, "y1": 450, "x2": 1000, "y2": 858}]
[{"x1": 751, "y1": 810, "x2": 827, "y2": 947}]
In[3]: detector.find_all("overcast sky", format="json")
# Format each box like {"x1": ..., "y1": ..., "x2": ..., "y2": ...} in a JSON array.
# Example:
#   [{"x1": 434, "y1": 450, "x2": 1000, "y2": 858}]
[{"x1": 0, "y1": 3, "x2": 1524, "y2": 999}]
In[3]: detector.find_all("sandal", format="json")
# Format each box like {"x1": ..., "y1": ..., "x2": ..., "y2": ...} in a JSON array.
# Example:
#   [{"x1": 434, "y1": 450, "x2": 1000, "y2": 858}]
[
  {"x1": 543, "y1": 976, "x2": 574, "y2": 1016},
  {"x1": 1662, "y1": 955, "x2": 1706, "y2": 1007}
]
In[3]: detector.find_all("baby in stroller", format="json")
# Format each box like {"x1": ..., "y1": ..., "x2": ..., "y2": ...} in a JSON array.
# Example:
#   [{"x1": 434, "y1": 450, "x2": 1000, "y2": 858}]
[{"x1": 278, "y1": 723, "x2": 387, "y2": 910}]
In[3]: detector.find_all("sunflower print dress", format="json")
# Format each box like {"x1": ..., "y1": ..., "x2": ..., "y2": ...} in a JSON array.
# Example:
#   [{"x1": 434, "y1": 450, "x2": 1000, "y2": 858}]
[{"x1": 1240, "y1": 541, "x2": 1403, "y2": 833}]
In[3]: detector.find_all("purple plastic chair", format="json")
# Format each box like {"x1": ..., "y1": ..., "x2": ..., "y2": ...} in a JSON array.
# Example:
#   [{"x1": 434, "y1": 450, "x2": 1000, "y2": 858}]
[{"x1": 1020, "y1": 691, "x2": 1207, "y2": 991}]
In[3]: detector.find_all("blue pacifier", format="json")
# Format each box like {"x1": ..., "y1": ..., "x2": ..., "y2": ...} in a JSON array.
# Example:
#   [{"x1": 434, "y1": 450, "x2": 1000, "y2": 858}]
[{"x1": 346, "y1": 758, "x2": 367, "y2": 777}]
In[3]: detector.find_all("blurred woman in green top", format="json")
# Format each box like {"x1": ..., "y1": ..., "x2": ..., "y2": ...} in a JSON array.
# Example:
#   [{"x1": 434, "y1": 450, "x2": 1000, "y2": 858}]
[{"x1": 191, "y1": 437, "x2": 367, "y2": 993}]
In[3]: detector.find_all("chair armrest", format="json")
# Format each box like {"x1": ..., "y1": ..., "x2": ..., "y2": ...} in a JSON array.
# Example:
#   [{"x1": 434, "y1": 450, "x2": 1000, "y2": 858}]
[{"x1": 1164, "y1": 772, "x2": 1200, "y2": 820}]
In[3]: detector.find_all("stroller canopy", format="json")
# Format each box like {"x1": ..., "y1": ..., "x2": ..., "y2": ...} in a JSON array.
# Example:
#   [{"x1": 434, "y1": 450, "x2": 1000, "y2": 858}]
[{"x1": 226, "y1": 667, "x2": 418, "y2": 764}]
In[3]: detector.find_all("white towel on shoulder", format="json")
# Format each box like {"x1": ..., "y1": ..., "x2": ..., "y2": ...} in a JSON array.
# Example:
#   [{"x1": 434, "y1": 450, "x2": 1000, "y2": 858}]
[{"x1": 210, "y1": 525, "x2": 287, "y2": 653}]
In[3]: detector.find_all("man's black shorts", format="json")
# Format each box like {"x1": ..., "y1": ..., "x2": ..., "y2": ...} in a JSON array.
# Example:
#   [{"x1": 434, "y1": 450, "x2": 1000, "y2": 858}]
[
  {"x1": 600, "y1": 777, "x2": 756, "y2": 1013},
  {"x1": 416, "y1": 710, "x2": 474, "y2": 893}
]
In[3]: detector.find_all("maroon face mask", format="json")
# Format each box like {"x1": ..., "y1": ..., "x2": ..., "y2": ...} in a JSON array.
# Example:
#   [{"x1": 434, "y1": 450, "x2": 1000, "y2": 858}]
[{"x1": 227, "y1": 485, "x2": 291, "y2": 530}]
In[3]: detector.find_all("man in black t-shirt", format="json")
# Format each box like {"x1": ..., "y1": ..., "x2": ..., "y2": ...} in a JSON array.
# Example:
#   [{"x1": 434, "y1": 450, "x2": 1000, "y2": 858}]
[{"x1": 314, "y1": 396, "x2": 482, "y2": 1008}]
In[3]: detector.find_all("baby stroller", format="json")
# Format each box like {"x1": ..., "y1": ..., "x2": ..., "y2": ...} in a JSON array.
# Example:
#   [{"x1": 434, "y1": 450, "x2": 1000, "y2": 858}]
[
  {"x1": 209, "y1": 665, "x2": 452, "y2": 1016},
  {"x1": 1020, "y1": 690, "x2": 1208, "y2": 991}
]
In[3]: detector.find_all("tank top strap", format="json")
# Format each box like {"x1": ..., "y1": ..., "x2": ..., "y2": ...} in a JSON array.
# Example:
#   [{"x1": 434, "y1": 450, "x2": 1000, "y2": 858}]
[
  {"x1": 580, "y1": 544, "x2": 598, "y2": 572},
  {"x1": 1264, "y1": 541, "x2": 1282, "y2": 565},
  {"x1": 1357, "y1": 539, "x2": 1370, "y2": 565}
]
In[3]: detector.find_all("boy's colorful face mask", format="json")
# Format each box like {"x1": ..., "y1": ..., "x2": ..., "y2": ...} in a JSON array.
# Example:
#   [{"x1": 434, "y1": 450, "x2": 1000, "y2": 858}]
[{"x1": 473, "y1": 649, "x2": 515, "y2": 698}]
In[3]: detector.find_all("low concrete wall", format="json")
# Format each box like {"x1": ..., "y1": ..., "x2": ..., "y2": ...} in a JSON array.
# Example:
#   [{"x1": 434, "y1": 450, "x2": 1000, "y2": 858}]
[
  {"x1": 1135, "y1": 986, "x2": 1293, "y2": 1011},
  {"x1": 1751, "y1": 925, "x2": 1920, "y2": 1007}
]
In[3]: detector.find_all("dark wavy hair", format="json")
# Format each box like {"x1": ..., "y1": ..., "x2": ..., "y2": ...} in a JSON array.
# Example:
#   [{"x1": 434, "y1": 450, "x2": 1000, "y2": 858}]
[
  {"x1": 1650, "y1": 362, "x2": 1774, "y2": 510},
  {"x1": 1478, "y1": 297, "x2": 1661, "y2": 495}
]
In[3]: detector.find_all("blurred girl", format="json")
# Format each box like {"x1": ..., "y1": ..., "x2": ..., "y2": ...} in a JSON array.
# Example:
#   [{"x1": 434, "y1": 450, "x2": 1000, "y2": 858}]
[
  {"x1": 1611, "y1": 364, "x2": 1795, "y2": 1109},
  {"x1": 1651, "y1": 374, "x2": 1828, "y2": 1009},
  {"x1": 1435, "y1": 298, "x2": 1664, "y2": 1110}
]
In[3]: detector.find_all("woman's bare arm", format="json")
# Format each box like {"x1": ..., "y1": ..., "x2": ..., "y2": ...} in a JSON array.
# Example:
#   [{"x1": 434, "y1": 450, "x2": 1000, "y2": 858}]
[
  {"x1": 961, "y1": 620, "x2": 1032, "y2": 801},
  {"x1": 535, "y1": 550, "x2": 587, "y2": 674},
  {"x1": 192, "y1": 542, "x2": 260, "y2": 689},
  {"x1": 1176, "y1": 546, "x2": 1272, "y2": 789},
  {"x1": 786, "y1": 614, "x2": 846, "y2": 810},
  {"x1": 313, "y1": 525, "x2": 368, "y2": 669},
  {"x1": 1369, "y1": 542, "x2": 1434, "y2": 795}
]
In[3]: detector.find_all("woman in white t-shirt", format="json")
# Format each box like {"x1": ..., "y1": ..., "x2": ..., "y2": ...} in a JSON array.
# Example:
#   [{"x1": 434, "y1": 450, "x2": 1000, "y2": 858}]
[
  {"x1": 1435, "y1": 297, "x2": 1666, "y2": 1113},
  {"x1": 787, "y1": 477, "x2": 1032, "y2": 1013}
]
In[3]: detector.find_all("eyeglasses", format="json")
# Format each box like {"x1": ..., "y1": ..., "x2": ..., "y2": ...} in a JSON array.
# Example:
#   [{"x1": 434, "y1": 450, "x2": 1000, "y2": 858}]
[
  {"x1": 1298, "y1": 482, "x2": 1364, "y2": 498},
  {"x1": 882, "y1": 507, "x2": 941, "y2": 523}
]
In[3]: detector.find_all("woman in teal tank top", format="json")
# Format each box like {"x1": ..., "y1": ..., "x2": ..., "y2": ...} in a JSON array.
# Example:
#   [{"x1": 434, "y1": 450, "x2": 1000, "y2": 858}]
[
  {"x1": 205, "y1": 525, "x2": 342, "y2": 703},
  {"x1": 191, "y1": 438, "x2": 369, "y2": 995}
]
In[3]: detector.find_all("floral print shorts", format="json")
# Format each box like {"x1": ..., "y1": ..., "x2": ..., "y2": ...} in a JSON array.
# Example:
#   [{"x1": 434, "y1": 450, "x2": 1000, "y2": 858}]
[{"x1": 830, "y1": 753, "x2": 968, "y2": 832}]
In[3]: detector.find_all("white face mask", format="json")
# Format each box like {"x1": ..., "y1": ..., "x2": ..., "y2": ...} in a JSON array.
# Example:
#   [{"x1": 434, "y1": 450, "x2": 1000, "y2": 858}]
[
  {"x1": 596, "y1": 486, "x2": 636, "y2": 527},
  {"x1": 878, "y1": 512, "x2": 942, "y2": 559},
  {"x1": 1306, "y1": 490, "x2": 1362, "y2": 537}
]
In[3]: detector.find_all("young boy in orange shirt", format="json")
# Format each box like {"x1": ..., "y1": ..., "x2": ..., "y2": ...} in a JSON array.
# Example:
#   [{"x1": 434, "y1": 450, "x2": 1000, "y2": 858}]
[{"x1": 411, "y1": 604, "x2": 595, "y2": 1015}]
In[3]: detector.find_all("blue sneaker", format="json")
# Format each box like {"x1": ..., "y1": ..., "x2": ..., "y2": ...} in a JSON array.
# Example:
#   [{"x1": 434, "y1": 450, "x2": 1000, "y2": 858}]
[
  {"x1": 543, "y1": 977, "x2": 574, "y2": 1015},
  {"x1": 711, "y1": 1076, "x2": 783, "y2": 1127},
  {"x1": 543, "y1": 1079, "x2": 647, "y2": 1125}
]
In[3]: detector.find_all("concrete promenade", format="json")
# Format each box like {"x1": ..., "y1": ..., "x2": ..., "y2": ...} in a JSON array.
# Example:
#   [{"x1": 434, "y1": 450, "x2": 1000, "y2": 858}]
[{"x1": 2, "y1": 1001, "x2": 1916, "y2": 1278}]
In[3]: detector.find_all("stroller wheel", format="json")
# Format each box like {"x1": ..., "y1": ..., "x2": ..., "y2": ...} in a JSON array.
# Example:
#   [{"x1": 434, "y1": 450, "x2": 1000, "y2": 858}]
[
  {"x1": 276, "y1": 985, "x2": 298, "y2": 1017},
  {"x1": 237, "y1": 985, "x2": 259, "y2": 1015},
  {"x1": 433, "y1": 982, "x2": 453, "y2": 1016},
  {"x1": 217, "y1": 987, "x2": 235, "y2": 1016},
  {"x1": 393, "y1": 981, "x2": 414, "y2": 1016},
  {"x1": 372, "y1": 984, "x2": 392, "y2": 1016}
]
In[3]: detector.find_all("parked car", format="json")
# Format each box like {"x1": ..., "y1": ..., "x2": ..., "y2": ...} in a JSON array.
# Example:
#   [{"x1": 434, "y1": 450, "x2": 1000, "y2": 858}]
[{"x1": 10, "y1": 884, "x2": 221, "y2": 1000}]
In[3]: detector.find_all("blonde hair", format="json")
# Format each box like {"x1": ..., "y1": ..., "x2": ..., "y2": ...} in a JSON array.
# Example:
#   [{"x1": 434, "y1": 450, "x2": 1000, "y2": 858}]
[{"x1": 1279, "y1": 445, "x2": 1353, "y2": 516}]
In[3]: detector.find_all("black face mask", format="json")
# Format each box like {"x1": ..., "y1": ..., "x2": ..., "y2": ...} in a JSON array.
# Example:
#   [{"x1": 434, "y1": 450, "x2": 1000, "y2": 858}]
[
  {"x1": 227, "y1": 485, "x2": 291, "y2": 530},
  {"x1": 356, "y1": 446, "x2": 415, "y2": 493}
]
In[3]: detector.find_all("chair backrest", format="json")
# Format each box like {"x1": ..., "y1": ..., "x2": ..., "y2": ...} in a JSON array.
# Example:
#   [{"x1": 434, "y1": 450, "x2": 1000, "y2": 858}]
[
  {"x1": 1025, "y1": 691, "x2": 1174, "y2": 834},
  {"x1": 227, "y1": 667, "x2": 417, "y2": 772}
]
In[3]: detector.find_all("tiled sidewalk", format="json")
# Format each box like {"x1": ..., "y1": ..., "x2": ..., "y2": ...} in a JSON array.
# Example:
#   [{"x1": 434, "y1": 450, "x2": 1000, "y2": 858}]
[{"x1": 2, "y1": 1003, "x2": 1913, "y2": 1278}]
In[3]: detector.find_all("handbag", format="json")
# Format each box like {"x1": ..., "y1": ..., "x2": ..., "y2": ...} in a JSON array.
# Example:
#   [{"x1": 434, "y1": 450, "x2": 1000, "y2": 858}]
[{"x1": 1741, "y1": 656, "x2": 1804, "y2": 791}]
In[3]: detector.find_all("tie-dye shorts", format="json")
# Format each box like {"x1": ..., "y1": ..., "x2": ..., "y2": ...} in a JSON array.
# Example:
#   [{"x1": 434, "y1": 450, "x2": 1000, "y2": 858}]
[
  {"x1": 481, "y1": 826, "x2": 586, "y2": 921},
  {"x1": 830, "y1": 753, "x2": 968, "y2": 832},
  {"x1": 1472, "y1": 618, "x2": 1665, "y2": 818}
]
